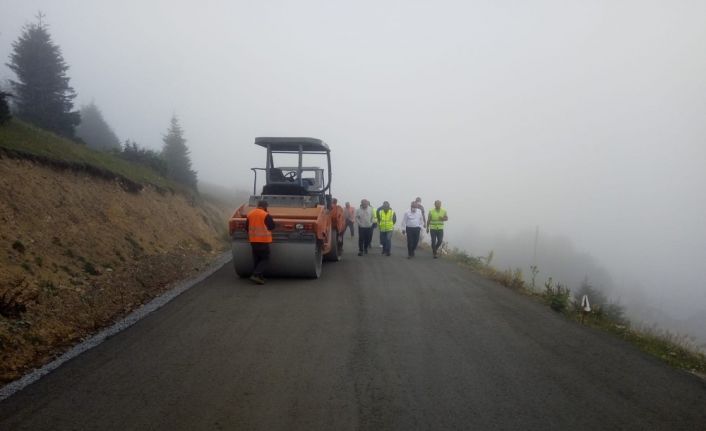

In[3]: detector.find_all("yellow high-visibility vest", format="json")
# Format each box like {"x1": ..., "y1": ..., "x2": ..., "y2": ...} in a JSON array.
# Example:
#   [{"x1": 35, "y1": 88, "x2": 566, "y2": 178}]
[
  {"x1": 428, "y1": 208, "x2": 447, "y2": 230},
  {"x1": 377, "y1": 209, "x2": 395, "y2": 232}
]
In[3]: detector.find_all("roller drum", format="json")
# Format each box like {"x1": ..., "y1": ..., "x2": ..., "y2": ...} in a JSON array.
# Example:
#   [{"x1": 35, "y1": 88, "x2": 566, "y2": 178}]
[{"x1": 232, "y1": 240, "x2": 322, "y2": 279}]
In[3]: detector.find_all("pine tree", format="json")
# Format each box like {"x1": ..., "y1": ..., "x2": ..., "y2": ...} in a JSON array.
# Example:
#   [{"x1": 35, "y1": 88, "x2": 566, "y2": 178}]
[
  {"x1": 6, "y1": 13, "x2": 80, "y2": 137},
  {"x1": 0, "y1": 91, "x2": 11, "y2": 125},
  {"x1": 161, "y1": 116, "x2": 197, "y2": 189},
  {"x1": 75, "y1": 102, "x2": 121, "y2": 150}
]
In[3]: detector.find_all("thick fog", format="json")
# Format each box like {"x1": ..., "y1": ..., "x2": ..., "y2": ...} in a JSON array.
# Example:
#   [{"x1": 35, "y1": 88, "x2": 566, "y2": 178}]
[{"x1": 1, "y1": 1, "x2": 705, "y2": 345}]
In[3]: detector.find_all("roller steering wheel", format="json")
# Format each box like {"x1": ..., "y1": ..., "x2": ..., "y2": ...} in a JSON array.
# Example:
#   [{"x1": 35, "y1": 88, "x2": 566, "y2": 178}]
[{"x1": 284, "y1": 171, "x2": 297, "y2": 182}]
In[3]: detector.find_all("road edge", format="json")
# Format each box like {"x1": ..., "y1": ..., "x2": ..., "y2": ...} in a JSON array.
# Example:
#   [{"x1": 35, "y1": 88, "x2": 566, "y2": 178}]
[{"x1": 0, "y1": 251, "x2": 232, "y2": 402}]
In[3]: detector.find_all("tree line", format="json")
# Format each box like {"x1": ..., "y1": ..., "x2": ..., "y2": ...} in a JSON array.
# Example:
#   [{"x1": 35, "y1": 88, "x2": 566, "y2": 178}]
[{"x1": 1, "y1": 13, "x2": 198, "y2": 190}]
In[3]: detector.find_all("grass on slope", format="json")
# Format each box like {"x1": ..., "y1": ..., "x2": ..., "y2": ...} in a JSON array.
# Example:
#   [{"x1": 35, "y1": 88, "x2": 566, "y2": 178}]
[{"x1": 0, "y1": 119, "x2": 172, "y2": 189}]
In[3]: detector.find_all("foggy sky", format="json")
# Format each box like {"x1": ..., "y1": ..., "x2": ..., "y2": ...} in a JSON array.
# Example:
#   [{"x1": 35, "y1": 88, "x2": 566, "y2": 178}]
[{"x1": 1, "y1": 1, "x2": 705, "y2": 333}]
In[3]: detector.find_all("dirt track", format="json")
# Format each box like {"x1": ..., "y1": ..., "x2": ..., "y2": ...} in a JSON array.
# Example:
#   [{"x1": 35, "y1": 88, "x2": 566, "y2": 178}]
[{"x1": 1, "y1": 239, "x2": 705, "y2": 430}]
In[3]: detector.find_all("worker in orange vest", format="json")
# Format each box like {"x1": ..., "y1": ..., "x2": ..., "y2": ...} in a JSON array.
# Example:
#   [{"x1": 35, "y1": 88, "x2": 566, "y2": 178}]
[
  {"x1": 330, "y1": 198, "x2": 346, "y2": 247},
  {"x1": 246, "y1": 200, "x2": 275, "y2": 284},
  {"x1": 344, "y1": 202, "x2": 355, "y2": 238}
]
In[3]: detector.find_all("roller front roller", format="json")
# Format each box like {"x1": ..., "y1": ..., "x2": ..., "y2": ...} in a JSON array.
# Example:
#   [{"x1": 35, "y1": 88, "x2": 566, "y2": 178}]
[{"x1": 232, "y1": 240, "x2": 323, "y2": 279}]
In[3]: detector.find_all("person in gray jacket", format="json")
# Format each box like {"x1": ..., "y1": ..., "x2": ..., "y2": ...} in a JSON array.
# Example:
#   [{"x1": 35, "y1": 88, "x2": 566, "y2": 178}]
[{"x1": 355, "y1": 199, "x2": 377, "y2": 256}]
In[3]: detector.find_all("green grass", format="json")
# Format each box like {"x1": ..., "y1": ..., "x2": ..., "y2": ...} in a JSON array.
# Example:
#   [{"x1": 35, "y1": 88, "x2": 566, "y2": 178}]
[{"x1": 0, "y1": 119, "x2": 172, "y2": 189}]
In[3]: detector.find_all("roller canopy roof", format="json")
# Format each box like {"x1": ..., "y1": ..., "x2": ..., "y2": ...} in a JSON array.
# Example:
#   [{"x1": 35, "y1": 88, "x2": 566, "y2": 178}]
[{"x1": 255, "y1": 137, "x2": 330, "y2": 152}]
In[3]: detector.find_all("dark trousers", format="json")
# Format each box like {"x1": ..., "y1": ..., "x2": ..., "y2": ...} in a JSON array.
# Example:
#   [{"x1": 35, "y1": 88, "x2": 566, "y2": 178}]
[
  {"x1": 251, "y1": 242, "x2": 270, "y2": 277},
  {"x1": 358, "y1": 227, "x2": 372, "y2": 252},
  {"x1": 405, "y1": 227, "x2": 421, "y2": 256},
  {"x1": 337, "y1": 229, "x2": 344, "y2": 246},
  {"x1": 345, "y1": 220, "x2": 355, "y2": 237},
  {"x1": 380, "y1": 230, "x2": 393, "y2": 255},
  {"x1": 430, "y1": 229, "x2": 444, "y2": 255}
]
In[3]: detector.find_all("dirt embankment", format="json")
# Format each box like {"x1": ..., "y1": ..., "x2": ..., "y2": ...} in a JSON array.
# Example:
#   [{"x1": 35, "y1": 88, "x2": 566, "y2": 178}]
[{"x1": 0, "y1": 157, "x2": 232, "y2": 384}]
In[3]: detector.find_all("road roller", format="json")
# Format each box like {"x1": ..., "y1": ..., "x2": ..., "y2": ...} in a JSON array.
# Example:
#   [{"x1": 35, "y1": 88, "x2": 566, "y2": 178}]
[{"x1": 228, "y1": 137, "x2": 343, "y2": 278}]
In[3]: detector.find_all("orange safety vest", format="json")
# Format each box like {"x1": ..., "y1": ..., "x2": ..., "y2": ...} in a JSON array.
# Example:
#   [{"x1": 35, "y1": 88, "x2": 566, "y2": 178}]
[
  {"x1": 247, "y1": 208, "x2": 273, "y2": 243},
  {"x1": 330, "y1": 205, "x2": 345, "y2": 232}
]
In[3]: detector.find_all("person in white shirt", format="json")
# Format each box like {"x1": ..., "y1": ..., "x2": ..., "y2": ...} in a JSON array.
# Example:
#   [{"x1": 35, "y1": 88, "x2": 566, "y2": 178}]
[
  {"x1": 415, "y1": 197, "x2": 426, "y2": 240},
  {"x1": 401, "y1": 201, "x2": 425, "y2": 258}
]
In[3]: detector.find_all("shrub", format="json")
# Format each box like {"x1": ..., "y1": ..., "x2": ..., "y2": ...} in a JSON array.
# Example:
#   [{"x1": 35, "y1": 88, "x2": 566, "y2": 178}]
[
  {"x1": 529, "y1": 265, "x2": 539, "y2": 291},
  {"x1": 543, "y1": 277, "x2": 571, "y2": 312},
  {"x1": 12, "y1": 240, "x2": 25, "y2": 253},
  {"x1": 573, "y1": 277, "x2": 627, "y2": 324},
  {"x1": 83, "y1": 261, "x2": 100, "y2": 275},
  {"x1": 116, "y1": 140, "x2": 167, "y2": 176},
  {"x1": 20, "y1": 262, "x2": 32, "y2": 273},
  {"x1": 598, "y1": 301, "x2": 627, "y2": 324},
  {"x1": 509, "y1": 268, "x2": 524, "y2": 289}
]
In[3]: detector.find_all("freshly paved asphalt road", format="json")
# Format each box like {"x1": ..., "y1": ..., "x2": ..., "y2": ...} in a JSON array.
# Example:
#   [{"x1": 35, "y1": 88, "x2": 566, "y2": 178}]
[{"x1": 1, "y1": 239, "x2": 705, "y2": 430}]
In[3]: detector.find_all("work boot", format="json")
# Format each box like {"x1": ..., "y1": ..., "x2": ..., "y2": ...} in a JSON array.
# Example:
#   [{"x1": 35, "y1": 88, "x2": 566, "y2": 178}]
[
  {"x1": 249, "y1": 275, "x2": 265, "y2": 285},
  {"x1": 358, "y1": 252, "x2": 363, "y2": 256}
]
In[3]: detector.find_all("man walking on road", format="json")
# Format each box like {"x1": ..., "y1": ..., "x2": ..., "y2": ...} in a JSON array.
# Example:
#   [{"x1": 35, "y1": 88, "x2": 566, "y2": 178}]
[
  {"x1": 246, "y1": 200, "x2": 275, "y2": 284},
  {"x1": 415, "y1": 197, "x2": 426, "y2": 227},
  {"x1": 401, "y1": 201, "x2": 424, "y2": 258},
  {"x1": 344, "y1": 201, "x2": 355, "y2": 238},
  {"x1": 376, "y1": 202, "x2": 384, "y2": 248},
  {"x1": 355, "y1": 199, "x2": 376, "y2": 256},
  {"x1": 377, "y1": 201, "x2": 396, "y2": 256},
  {"x1": 427, "y1": 200, "x2": 448, "y2": 258},
  {"x1": 415, "y1": 197, "x2": 427, "y2": 241}
]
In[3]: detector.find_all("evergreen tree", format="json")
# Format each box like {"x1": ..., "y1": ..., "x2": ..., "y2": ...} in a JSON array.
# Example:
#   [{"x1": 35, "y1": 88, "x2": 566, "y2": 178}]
[
  {"x1": 575, "y1": 276, "x2": 626, "y2": 322},
  {"x1": 119, "y1": 139, "x2": 167, "y2": 176},
  {"x1": 575, "y1": 276, "x2": 608, "y2": 308},
  {"x1": 161, "y1": 116, "x2": 197, "y2": 189},
  {"x1": 0, "y1": 91, "x2": 11, "y2": 125},
  {"x1": 6, "y1": 13, "x2": 80, "y2": 137},
  {"x1": 75, "y1": 102, "x2": 121, "y2": 150}
]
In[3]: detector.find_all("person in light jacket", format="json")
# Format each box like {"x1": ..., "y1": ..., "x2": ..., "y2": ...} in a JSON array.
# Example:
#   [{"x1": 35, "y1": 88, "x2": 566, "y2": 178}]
[{"x1": 355, "y1": 199, "x2": 377, "y2": 256}]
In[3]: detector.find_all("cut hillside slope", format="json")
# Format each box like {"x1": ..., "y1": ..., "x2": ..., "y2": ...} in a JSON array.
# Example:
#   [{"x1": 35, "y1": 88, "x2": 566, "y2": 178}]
[{"x1": 0, "y1": 155, "x2": 231, "y2": 384}]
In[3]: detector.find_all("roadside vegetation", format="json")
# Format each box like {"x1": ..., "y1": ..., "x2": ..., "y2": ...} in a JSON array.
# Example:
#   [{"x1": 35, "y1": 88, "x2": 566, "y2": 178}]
[
  {"x1": 0, "y1": 119, "x2": 172, "y2": 190},
  {"x1": 0, "y1": 120, "x2": 232, "y2": 384},
  {"x1": 446, "y1": 247, "x2": 706, "y2": 376},
  {"x1": 0, "y1": 13, "x2": 228, "y2": 383},
  {"x1": 1, "y1": 12, "x2": 199, "y2": 193}
]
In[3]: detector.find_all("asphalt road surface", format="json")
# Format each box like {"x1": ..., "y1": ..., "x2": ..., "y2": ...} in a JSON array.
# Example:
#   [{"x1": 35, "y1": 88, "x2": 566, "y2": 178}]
[{"x1": 1, "y1": 239, "x2": 705, "y2": 430}]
